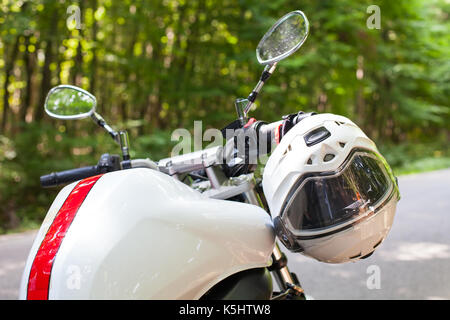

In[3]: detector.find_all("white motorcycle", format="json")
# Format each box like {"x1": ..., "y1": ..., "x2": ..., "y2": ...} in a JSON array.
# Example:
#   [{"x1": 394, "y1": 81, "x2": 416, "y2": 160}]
[{"x1": 20, "y1": 10, "x2": 400, "y2": 300}]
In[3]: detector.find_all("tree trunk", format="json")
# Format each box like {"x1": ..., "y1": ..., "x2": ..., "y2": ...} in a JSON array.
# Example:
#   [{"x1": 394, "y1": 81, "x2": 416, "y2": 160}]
[
  {"x1": 34, "y1": 39, "x2": 54, "y2": 122},
  {"x1": 19, "y1": 35, "x2": 34, "y2": 125},
  {"x1": 1, "y1": 36, "x2": 20, "y2": 132},
  {"x1": 71, "y1": 0, "x2": 84, "y2": 87},
  {"x1": 90, "y1": 0, "x2": 98, "y2": 94}
]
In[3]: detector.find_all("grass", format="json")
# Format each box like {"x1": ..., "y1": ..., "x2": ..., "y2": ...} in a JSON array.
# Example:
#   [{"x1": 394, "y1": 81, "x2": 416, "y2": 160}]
[
  {"x1": 379, "y1": 140, "x2": 450, "y2": 176},
  {"x1": 393, "y1": 156, "x2": 450, "y2": 175},
  {"x1": 0, "y1": 218, "x2": 41, "y2": 235}
]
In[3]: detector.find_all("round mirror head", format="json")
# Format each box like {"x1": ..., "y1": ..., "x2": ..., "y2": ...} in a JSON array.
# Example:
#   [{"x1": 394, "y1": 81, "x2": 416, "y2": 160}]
[
  {"x1": 45, "y1": 85, "x2": 96, "y2": 120},
  {"x1": 256, "y1": 10, "x2": 309, "y2": 65}
]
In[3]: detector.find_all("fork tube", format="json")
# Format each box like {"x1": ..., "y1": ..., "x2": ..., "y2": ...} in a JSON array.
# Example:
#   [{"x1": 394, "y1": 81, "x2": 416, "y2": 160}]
[
  {"x1": 244, "y1": 186, "x2": 295, "y2": 291},
  {"x1": 271, "y1": 243, "x2": 294, "y2": 291}
]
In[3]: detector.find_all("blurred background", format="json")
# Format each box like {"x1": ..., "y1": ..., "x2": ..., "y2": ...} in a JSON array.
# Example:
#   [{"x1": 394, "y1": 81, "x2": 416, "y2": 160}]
[{"x1": 0, "y1": 0, "x2": 448, "y2": 234}]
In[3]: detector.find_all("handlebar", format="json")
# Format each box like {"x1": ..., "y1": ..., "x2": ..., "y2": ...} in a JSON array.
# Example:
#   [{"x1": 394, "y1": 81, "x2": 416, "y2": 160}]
[
  {"x1": 40, "y1": 166, "x2": 101, "y2": 188},
  {"x1": 220, "y1": 113, "x2": 314, "y2": 177},
  {"x1": 157, "y1": 119, "x2": 285, "y2": 177},
  {"x1": 40, "y1": 153, "x2": 122, "y2": 188}
]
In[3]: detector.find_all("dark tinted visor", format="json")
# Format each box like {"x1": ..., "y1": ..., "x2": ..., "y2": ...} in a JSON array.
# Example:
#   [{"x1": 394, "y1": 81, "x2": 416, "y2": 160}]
[{"x1": 283, "y1": 151, "x2": 393, "y2": 232}]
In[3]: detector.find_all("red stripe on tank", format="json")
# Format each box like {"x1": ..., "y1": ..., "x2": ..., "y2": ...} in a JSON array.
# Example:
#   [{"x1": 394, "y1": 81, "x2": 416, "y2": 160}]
[{"x1": 27, "y1": 174, "x2": 103, "y2": 300}]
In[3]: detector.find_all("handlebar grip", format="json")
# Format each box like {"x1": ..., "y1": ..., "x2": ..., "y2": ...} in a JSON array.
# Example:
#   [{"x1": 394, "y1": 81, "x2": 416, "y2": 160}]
[
  {"x1": 258, "y1": 120, "x2": 283, "y2": 141},
  {"x1": 256, "y1": 112, "x2": 316, "y2": 152},
  {"x1": 256, "y1": 120, "x2": 283, "y2": 155},
  {"x1": 40, "y1": 165, "x2": 100, "y2": 188}
]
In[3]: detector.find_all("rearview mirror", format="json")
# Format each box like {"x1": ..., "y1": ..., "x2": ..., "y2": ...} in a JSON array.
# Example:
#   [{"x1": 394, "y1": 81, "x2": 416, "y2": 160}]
[
  {"x1": 44, "y1": 85, "x2": 96, "y2": 120},
  {"x1": 256, "y1": 10, "x2": 309, "y2": 65}
]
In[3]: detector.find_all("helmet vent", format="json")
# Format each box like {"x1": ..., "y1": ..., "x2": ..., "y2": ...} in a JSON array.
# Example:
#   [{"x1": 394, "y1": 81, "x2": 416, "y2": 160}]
[
  {"x1": 323, "y1": 153, "x2": 335, "y2": 162},
  {"x1": 339, "y1": 142, "x2": 346, "y2": 148},
  {"x1": 306, "y1": 157, "x2": 313, "y2": 165},
  {"x1": 373, "y1": 238, "x2": 383, "y2": 249},
  {"x1": 282, "y1": 144, "x2": 293, "y2": 156},
  {"x1": 349, "y1": 253, "x2": 361, "y2": 259}
]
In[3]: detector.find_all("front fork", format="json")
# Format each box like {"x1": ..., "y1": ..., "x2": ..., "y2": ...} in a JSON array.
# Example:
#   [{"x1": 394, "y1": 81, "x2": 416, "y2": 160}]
[
  {"x1": 271, "y1": 243, "x2": 294, "y2": 289},
  {"x1": 270, "y1": 243, "x2": 305, "y2": 299},
  {"x1": 243, "y1": 185, "x2": 306, "y2": 299}
]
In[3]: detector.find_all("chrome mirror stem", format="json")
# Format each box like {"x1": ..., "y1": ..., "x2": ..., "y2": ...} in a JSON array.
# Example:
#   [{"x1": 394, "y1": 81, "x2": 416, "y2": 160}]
[
  {"x1": 91, "y1": 112, "x2": 130, "y2": 161},
  {"x1": 243, "y1": 62, "x2": 277, "y2": 118},
  {"x1": 91, "y1": 112, "x2": 118, "y2": 141}
]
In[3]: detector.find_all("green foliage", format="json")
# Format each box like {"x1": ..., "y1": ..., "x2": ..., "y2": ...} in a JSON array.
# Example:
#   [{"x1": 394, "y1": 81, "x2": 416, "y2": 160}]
[
  {"x1": 0, "y1": 0, "x2": 449, "y2": 232},
  {"x1": 379, "y1": 139, "x2": 450, "y2": 175}
]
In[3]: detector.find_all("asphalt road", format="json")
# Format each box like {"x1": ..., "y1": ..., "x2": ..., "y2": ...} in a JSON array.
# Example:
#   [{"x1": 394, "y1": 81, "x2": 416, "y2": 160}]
[{"x1": 1, "y1": 169, "x2": 449, "y2": 300}]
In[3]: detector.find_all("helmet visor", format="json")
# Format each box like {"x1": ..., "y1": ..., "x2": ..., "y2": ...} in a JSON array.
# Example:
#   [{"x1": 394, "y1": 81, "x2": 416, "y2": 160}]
[{"x1": 282, "y1": 150, "x2": 396, "y2": 233}]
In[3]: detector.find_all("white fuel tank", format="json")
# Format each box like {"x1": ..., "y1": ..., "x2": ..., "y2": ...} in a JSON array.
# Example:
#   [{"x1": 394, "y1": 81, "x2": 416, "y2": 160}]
[{"x1": 19, "y1": 168, "x2": 275, "y2": 299}]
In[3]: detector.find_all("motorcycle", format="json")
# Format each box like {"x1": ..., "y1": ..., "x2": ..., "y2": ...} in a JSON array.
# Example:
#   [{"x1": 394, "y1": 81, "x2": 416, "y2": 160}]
[{"x1": 19, "y1": 10, "x2": 399, "y2": 300}]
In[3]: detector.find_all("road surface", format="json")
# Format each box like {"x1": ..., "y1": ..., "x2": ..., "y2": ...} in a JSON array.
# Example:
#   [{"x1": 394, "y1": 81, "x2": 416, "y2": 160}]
[{"x1": 1, "y1": 169, "x2": 449, "y2": 299}]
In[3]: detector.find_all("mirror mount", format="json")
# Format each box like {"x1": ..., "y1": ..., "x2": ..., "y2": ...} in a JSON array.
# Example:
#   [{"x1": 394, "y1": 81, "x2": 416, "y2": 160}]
[
  {"x1": 90, "y1": 112, "x2": 131, "y2": 161},
  {"x1": 118, "y1": 130, "x2": 131, "y2": 162},
  {"x1": 235, "y1": 98, "x2": 248, "y2": 126},
  {"x1": 241, "y1": 62, "x2": 277, "y2": 123},
  {"x1": 90, "y1": 112, "x2": 119, "y2": 142}
]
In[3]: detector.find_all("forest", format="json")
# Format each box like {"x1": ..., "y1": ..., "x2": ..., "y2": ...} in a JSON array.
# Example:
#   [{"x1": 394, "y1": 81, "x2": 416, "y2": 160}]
[{"x1": 0, "y1": 0, "x2": 449, "y2": 232}]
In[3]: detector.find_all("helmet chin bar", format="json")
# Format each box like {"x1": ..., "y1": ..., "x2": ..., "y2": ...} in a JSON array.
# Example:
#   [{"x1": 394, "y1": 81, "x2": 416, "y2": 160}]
[{"x1": 237, "y1": 63, "x2": 278, "y2": 125}]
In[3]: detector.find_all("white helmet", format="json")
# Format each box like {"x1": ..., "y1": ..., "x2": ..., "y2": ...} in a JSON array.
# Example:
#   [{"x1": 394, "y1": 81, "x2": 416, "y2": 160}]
[{"x1": 262, "y1": 113, "x2": 400, "y2": 263}]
